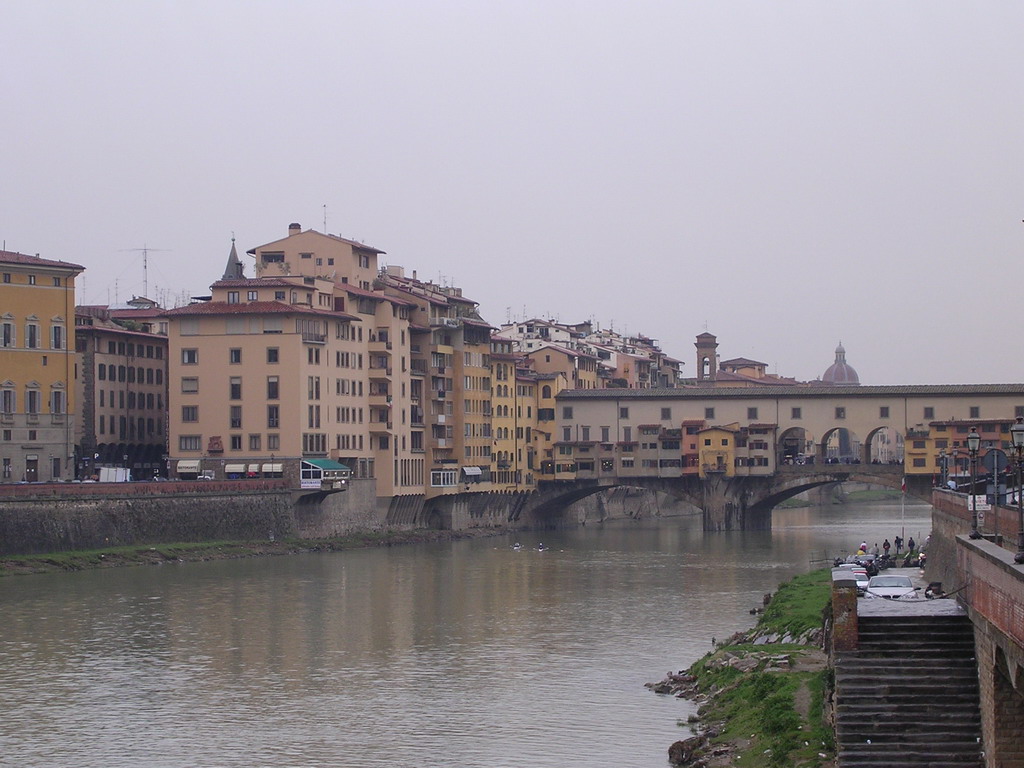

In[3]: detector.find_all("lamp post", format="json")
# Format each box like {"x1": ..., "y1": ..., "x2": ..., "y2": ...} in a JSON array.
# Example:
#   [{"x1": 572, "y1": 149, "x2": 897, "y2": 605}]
[
  {"x1": 1011, "y1": 417, "x2": 1024, "y2": 563},
  {"x1": 939, "y1": 449, "x2": 948, "y2": 488},
  {"x1": 967, "y1": 427, "x2": 982, "y2": 539}
]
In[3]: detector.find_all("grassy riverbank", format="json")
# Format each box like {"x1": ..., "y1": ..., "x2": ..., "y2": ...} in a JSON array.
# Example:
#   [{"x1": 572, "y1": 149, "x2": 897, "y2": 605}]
[
  {"x1": 0, "y1": 528, "x2": 509, "y2": 577},
  {"x1": 655, "y1": 569, "x2": 835, "y2": 767}
]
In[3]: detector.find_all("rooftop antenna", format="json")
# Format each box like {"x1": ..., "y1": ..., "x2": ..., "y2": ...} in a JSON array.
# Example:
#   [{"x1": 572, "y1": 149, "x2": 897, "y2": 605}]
[{"x1": 120, "y1": 245, "x2": 169, "y2": 298}]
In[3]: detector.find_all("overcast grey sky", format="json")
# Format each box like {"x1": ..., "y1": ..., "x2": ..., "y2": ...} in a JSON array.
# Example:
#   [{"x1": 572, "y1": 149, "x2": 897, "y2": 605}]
[{"x1": 3, "y1": 1, "x2": 1022, "y2": 385}]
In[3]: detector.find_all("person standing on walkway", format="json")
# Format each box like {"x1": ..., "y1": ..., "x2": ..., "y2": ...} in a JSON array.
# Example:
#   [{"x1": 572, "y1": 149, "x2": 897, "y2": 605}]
[
  {"x1": 908, "y1": 536, "x2": 916, "y2": 553},
  {"x1": 883, "y1": 539, "x2": 891, "y2": 557},
  {"x1": 894, "y1": 535, "x2": 903, "y2": 555}
]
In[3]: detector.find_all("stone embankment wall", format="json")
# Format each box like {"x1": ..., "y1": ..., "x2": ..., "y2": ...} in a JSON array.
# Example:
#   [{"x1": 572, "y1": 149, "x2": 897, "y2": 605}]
[
  {"x1": 0, "y1": 482, "x2": 295, "y2": 555},
  {"x1": 0, "y1": 481, "x2": 673, "y2": 555}
]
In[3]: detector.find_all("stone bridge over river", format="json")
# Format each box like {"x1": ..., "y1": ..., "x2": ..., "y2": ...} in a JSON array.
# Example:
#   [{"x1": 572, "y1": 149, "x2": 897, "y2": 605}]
[{"x1": 515, "y1": 463, "x2": 923, "y2": 531}]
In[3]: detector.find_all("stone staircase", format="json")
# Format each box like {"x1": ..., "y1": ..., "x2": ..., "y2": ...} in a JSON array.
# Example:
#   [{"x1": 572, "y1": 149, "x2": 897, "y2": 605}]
[{"x1": 834, "y1": 613, "x2": 982, "y2": 768}]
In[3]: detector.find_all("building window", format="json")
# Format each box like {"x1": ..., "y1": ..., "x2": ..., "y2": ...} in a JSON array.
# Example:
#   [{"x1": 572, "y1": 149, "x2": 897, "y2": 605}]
[
  {"x1": 619, "y1": 407, "x2": 629, "y2": 419},
  {"x1": 52, "y1": 277, "x2": 61, "y2": 286},
  {"x1": 249, "y1": 434, "x2": 261, "y2": 450},
  {"x1": 25, "y1": 389, "x2": 40, "y2": 414},
  {"x1": 229, "y1": 348, "x2": 242, "y2": 364},
  {"x1": 562, "y1": 406, "x2": 573, "y2": 419},
  {"x1": 49, "y1": 389, "x2": 65, "y2": 414},
  {"x1": 230, "y1": 435, "x2": 242, "y2": 450},
  {"x1": 267, "y1": 405, "x2": 280, "y2": 428},
  {"x1": 25, "y1": 323, "x2": 39, "y2": 349},
  {"x1": 880, "y1": 406, "x2": 890, "y2": 418},
  {"x1": 179, "y1": 435, "x2": 201, "y2": 451},
  {"x1": 267, "y1": 347, "x2": 279, "y2": 363},
  {"x1": 791, "y1": 407, "x2": 801, "y2": 419},
  {"x1": 28, "y1": 274, "x2": 36, "y2": 285},
  {"x1": 661, "y1": 408, "x2": 671, "y2": 420},
  {"x1": 1, "y1": 321, "x2": 13, "y2": 347},
  {"x1": 1, "y1": 273, "x2": 9, "y2": 283},
  {"x1": 229, "y1": 377, "x2": 242, "y2": 399},
  {"x1": 970, "y1": 406, "x2": 980, "y2": 419},
  {"x1": 230, "y1": 405, "x2": 242, "y2": 428},
  {"x1": 267, "y1": 433, "x2": 280, "y2": 450},
  {"x1": 267, "y1": 376, "x2": 279, "y2": 399},
  {"x1": 747, "y1": 407, "x2": 758, "y2": 420},
  {"x1": 182, "y1": 348, "x2": 198, "y2": 364},
  {"x1": 181, "y1": 377, "x2": 199, "y2": 393},
  {"x1": 835, "y1": 407, "x2": 846, "y2": 419},
  {"x1": 923, "y1": 407, "x2": 934, "y2": 419},
  {"x1": 227, "y1": 291, "x2": 240, "y2": 304},
  {"x1": 705, "y1": 407, "x2": 715, "y2": 419},
  {"x1": 0, "y1": 389, "x2": 14, "y2": 413},
  {"x1": 50, "y1": 324, "x2": 64, "y2": 350},
  {"x1": 182, "y1": 405, "x2": 198, "y2": 422},
  {"x1": 247, "y1": 290, "x2": 258, "y2": 301}
]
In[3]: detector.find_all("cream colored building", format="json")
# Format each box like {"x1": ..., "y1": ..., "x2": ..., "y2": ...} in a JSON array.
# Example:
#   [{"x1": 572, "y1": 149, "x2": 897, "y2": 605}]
[{"x1": 0, "y1": 250, "x2": 83, "y2": 482}]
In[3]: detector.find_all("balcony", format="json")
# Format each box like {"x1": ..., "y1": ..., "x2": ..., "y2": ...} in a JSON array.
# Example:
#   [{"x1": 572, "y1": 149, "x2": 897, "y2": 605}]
[
  {"x1": 430, "y1": 317, "x2": 461, "y2": 329},
  {"x1": 301, "y1": 331, "x2": 326, "y2": 344},
  {"x1": 410, "y1": 362, "x2": 427, "y2": 377},
  {"x1": 369, "y1": 392, "x2": 391, "y2": 407},
  {"x1": 369, "y1": 367, "x2": 393, "y2": 380}
]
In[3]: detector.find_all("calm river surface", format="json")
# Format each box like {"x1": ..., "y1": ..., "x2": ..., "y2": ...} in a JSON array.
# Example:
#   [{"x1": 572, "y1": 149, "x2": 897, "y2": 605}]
[{"x1": 0, "y1": 501, "x2": 931, "y2": 768}]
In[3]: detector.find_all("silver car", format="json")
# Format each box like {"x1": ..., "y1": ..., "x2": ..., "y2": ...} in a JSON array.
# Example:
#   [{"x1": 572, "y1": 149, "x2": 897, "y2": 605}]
[{"x1": 865, "y1": 574, "x2": 920, "y2": 600}]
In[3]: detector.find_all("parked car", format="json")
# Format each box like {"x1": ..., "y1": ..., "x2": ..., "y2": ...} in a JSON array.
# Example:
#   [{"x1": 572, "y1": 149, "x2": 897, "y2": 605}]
[
  {"x1": 865, "y1": 574, "x2": 920, "y2": 600},
  {"x1": 836, "y1": 564, "x2": 871, "y2": 594}
]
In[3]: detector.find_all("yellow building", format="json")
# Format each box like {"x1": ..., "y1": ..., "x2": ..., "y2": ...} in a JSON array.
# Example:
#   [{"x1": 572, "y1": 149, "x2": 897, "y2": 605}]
[
  {"x1": 0, "y1": 250, "x2": 83, "y2": 482},
  {"x1": 525, "y1": 343, "x2": 599, "y2": 389},
  {"x1": 376, "y1": 267, "x2": 494, "y2": 498},
  {"x1": 697, "y1": 425, "x2": 739, "y2": 477}
]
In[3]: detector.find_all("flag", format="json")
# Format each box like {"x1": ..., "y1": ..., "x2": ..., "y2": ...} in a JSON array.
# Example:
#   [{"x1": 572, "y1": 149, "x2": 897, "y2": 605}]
[{"x1": 901, "y1": 477, "x2": 907, "y2": 493}]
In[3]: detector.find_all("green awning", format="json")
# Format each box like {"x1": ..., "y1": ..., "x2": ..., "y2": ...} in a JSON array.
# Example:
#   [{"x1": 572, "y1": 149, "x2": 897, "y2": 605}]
[{"x1": 301, "y1": 458, "x2": 351, "y2": 471}]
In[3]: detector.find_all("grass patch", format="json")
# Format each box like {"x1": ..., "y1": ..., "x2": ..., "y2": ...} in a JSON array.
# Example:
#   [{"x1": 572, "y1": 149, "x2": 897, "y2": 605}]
[
  {"x1": 758, "y1": 569, "x2": 831, "y2": 638},
  {"x1": 682, "y1": 569, "x2": 834, "y2": 767},
  {"x1": 844, "y1": 489, "x2": 902, "y2": 502}
]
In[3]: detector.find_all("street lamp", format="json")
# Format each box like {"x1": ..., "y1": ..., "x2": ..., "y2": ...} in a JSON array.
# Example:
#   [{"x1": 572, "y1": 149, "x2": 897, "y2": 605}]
[
  {"x1": 967, "y1": 427, "x2": 982, "y2": 539},
  {"x1": 1010, "y1": 417, "x2": 1024, "y2": 563}
]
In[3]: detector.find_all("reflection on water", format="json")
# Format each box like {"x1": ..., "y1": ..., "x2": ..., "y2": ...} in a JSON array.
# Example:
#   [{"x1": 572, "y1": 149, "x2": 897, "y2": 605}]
[{"x1": 0, "y1": 500, "x2": 931, "y2": 768}]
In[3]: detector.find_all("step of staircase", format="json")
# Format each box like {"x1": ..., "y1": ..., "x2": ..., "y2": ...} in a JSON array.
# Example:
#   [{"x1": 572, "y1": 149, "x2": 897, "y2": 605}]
[{"x1": 834, "y1": 611, "x2": 982, "y2": 768}]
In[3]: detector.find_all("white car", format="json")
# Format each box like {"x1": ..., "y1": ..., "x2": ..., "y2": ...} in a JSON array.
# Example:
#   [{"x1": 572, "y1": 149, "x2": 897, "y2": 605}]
[{"x1": 865, "y1": 574, "x2": 920, "y2": 600}]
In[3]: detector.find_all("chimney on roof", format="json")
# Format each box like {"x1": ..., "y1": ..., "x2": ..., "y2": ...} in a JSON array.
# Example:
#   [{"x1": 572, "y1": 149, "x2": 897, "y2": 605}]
[
  {"x1": 412, "y1": 270, "x2": 417, "y2": 280},
  {"x1": 288, "y1": 223, "x2": 301, "y2": 236}
]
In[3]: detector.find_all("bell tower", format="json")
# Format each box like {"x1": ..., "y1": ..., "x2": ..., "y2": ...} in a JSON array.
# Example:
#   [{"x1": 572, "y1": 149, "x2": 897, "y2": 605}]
[{"x1": 695, "y1": 332, "x2": 718, "y2": 382}]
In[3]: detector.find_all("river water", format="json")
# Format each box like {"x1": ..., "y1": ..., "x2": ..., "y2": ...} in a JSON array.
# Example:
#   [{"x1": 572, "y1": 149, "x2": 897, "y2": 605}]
[{"x1": 0, "y1": 501, "x2": 930, "y2": 768}]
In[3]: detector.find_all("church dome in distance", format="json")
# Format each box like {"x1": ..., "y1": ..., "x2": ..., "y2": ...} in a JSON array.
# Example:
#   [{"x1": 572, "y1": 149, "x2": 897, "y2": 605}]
[{"x1": 822, "y1": 342, "x2": 859, "y2": 385}]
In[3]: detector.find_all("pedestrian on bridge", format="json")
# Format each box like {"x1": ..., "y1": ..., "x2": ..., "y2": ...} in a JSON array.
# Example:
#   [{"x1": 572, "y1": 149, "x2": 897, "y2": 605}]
[
  {"x1": 883, "y1": 539, "x2": 891, "y2": 557},
  {"x1": 908, "y1": 536, "x2": 916, "y2": 553},
  {"x1": 894, "y1": 535, "x2": 904, "y2": 554}
]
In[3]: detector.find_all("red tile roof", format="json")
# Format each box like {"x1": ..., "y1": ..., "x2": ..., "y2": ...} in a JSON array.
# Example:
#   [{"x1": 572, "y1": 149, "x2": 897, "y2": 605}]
[{"x1": 0, "y1": 250, "x2": 84, "y2": 271}]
